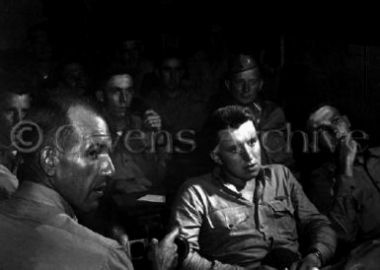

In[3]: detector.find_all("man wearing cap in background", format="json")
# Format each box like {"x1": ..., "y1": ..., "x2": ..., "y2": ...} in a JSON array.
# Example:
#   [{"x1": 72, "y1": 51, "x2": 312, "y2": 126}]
[
  {"x1": 307, "y1": 104, "x2": 380, "y2": 269},
  {"x1": 207, "y1": 51, "x2": 295, "y2": 172}
]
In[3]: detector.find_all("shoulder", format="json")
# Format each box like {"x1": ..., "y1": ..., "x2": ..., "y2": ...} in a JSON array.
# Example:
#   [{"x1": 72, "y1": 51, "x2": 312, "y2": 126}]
[
  {"x1": 263, "y1": 164, "x2": 295, "y2": 185},
  {"x1": 259, "y1": 100, "x2": 287, "y2": 128},
  {"x1": 44, "y1": 214, "x2": 131, "y2": 267},
  {"x1": 179, "y1": 173, "x2": 213, "y2": 191},
  {"x1": 176, "y1": 173, "x2": 216, "y2": 201},
  {"x1": 0, "y1": 211, "x2": 132, "y2": 269},
  {"x1": 54, "y1": 214, "x2": 121, "y2": 249},
  {"x1": 367, "y1": 147, "x2": 380, "y2": 158},
  {"x1": 0, "y1": 165, "x2": 18, "y2": 198},
  {"x1": 262, "y1": 100, "x2": 284, "y2": 114}
]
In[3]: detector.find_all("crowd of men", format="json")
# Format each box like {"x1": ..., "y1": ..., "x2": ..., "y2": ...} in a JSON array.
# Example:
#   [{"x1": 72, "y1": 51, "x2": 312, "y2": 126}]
[{"x1": 0, "y1": 23, "x2": 379, "y2": 270}]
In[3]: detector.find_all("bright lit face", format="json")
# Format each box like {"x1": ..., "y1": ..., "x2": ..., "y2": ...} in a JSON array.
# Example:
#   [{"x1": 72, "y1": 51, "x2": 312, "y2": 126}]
[
  {"x1": 104, "y1": 74, "x2": 134, "y2": 118},
  {"x1": 309, "y1": 105, "x2": 350, "y2": 152},
  {"x1": 2, "y1": 93, "x2": 31, "y2": 127},
  {"x1": 160, "y1": 58, "x2": 184, "y2": 90},
  {"x1": 228, "y1": 68, "x2": 263, "y2": 105},
  {"x1": 54, "y1": 106, "x2": 115, "y2": 212},
  {"x1": 214, "y1": 120, "x2": 261, "y2": 181}
]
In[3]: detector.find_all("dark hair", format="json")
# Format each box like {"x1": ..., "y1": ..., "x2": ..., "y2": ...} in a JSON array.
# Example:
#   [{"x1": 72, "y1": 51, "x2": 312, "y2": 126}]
[
  {"x1": 202, "y1": 105, "x2": 256, "y2": 153},
  {"x1": 95, "y1": 65, "x2": 135, "y2": 92},
  {"x1": 18, "y1": 96, "x2": 103, "y2": 180},
  {"x1": 0, "y1": 73, "x2": 33, "y2": 99},
  {"x1": 156, "y1": 49, "x2": 184, "y2": 68}
]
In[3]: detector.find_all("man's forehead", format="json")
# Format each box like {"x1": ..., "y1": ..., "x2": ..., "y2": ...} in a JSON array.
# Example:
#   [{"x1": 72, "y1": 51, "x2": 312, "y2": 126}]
[
  {"x1": 107, "y1": 74, "x2": 133, "y2": 88},
  {"x1": 163, "y1": 58, "x2": 182, "y2": 68},
  {"x1": 232, "y1": 68, "x2": 260, "y2": 80},
  {"x1": 309, "y1": 105, "x2": 340, "y2": 128},
  {"x1": 67, "y1": 106, "x2": 110, "y2": 139},
  {"x1": 218, "y1": 121, "x2": 257, "y2": 143},
  {"x1": 6, "y1": 93, "x2": 31, "y2": 109}
]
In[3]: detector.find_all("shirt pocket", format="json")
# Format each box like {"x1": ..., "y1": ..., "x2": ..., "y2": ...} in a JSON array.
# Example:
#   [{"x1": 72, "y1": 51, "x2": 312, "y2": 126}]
[
  {"x1": 209, "y1": 206, "x2": 250, "y2": 231},
  {"x1": 267, "y1": 199, "x2": 297, "y2": 238}
]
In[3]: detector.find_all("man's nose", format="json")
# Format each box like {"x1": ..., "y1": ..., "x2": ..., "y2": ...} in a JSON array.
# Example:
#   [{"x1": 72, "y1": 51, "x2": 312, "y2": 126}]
[
  {"x1": 119, "y1": 90, "x2": 127, "y2": 104},
  {"x1": 100, "y1": 155, "x2": 115, "y2": 176},
  {"x1": 241, "y1": 81, "x2": 250, "y2": 93},
  {"x1": 240, "y1": 144, "x2": 255, "y2": 162}
]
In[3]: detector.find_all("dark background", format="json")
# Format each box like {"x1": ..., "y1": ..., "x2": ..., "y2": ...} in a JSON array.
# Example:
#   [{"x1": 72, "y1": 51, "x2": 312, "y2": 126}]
[{"x1": 1, "y1": 0, "x2": 380, "y2": 144}]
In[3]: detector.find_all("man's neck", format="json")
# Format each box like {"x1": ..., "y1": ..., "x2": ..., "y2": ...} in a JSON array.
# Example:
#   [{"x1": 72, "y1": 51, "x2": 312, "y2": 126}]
[{"x1": 222, "y1": 169, "x2": 256, "y2": 192}]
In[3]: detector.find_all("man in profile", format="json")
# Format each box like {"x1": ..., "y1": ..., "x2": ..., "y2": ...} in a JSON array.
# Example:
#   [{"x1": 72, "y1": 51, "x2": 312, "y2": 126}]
[{"x1": 0, "y1": 97, "x2": 178, "y2": 270}]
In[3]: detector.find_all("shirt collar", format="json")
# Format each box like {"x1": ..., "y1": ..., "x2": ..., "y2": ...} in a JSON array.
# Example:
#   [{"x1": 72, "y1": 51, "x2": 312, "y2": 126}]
[
  {"x1": 212, "y1": 166, "x2": 268, "y2": 196},
  {"x1": 14, "y1": 181, "x2": 77, "y2": 220}
]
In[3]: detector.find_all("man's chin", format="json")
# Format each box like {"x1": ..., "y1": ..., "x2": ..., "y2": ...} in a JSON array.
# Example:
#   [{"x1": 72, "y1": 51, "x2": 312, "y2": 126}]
[{"x1": 78, "y1": 199, "x2": 101, "y2": 214}]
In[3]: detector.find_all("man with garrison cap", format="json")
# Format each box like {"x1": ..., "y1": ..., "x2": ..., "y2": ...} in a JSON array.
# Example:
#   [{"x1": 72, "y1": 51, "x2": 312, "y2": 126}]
[{"x1": 208, "y1": 52, "x2": 294, "y2": 170}]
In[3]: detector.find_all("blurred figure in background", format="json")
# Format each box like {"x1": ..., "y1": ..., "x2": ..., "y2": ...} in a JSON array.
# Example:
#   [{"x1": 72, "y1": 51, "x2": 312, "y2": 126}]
[{"x1": 0, "y1": 73, "x2": 32, "y2": 200}]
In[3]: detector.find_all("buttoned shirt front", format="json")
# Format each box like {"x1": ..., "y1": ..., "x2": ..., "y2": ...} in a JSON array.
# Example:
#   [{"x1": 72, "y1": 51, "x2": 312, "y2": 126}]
[
  {"x1": 0, "y1": 181, "x2": 133, "y2": 270},
  {"x1": 172, "y1": 164, "x2": 336, "y2": 269}
]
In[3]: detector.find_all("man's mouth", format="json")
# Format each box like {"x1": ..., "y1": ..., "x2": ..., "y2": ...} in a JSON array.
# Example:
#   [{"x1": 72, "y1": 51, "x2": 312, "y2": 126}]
[
  {"x1": 93, "y1": 183, "x2": 107, "y2": 196},
  {"x1": 245, "y1": 163, "x2": 259, "y2": 171}
]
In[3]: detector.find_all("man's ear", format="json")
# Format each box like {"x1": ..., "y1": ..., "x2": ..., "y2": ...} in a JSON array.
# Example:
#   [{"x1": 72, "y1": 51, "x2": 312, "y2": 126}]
[
  {"x1": 95, "y1": 90, "x2": 104, "y2": 103},
  {"x1": 258, "y1": 79, "x2": 264, "y2": 92},
  {"x1": 224, "y1": 79, "x2": 231, "y2": 92},
  {"x1": 40, "y1": 146, "x2": 59, "y2": 177},
  {"x1": 210, "y1": 150, "x2": 223, "y2": 165},
  {"x1": 342, "y1": 115, "x2": 351, "y2": 129}
]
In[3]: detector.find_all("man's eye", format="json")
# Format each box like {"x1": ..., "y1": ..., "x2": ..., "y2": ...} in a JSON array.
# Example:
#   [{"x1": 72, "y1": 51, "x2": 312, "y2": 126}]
[
  {"x1": 247, "y1": 138, "x2": 257, "y2": 146},
  {"x1": 248, "y1": 79, "x2": 259, "y2": 86},
  {"x1": 226, "y1": 146, "x2": 239, "y2": 153},
  {"x1": 233, "y1": 79, "x2": 244, "y2": 86},
  {"x1": 88, "y1": 150, "x2": 99, "y2": 159}
]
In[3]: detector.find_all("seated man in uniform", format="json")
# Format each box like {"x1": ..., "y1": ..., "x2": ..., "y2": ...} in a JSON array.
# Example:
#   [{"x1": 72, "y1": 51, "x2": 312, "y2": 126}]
[
  {"x1": 0, "y1": 97, "x2": 178, "y2": 270},
  {"x1": 96, "y1": 68, "x2": 166, "y2": 194},
  {"x1": 307, "y1": 104, "x2": 380, "y2": 268},
  {"x1": 171, "y1": 105, "x2": 336, "y2": 270}
]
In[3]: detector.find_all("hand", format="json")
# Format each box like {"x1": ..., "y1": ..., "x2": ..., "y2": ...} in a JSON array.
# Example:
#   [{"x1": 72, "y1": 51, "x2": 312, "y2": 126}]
[
  {"x1": 149, "y1": 227, "x2": 179, "y2": 270},
  {"x1": 338, "y1": 135, "x2": 357, "y2": 176},
  {"x1": 144, "y1": 109, "x2": 162, "y2": 131},
  {"x1": 110, "y1": 225, "x2": 131, "y2": 258},
  {"x1": 287, "y1": 253, "x2": 321, "y2": 270}
]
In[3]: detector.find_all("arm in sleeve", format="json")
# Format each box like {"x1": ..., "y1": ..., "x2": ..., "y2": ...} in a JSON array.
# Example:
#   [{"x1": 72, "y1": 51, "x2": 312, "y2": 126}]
[
  {"x1": 287, "y1": 167, "x2": 337, "y2": 265},
  {"x1": 328, "y1": 174, "x2": 360, "y2": 243},
  {"x1": 170, "y1": 184, "x2": 244, "y2": 270},
  {"x1": 103, "y1": 245, "x2": 134, "y2": 270}
]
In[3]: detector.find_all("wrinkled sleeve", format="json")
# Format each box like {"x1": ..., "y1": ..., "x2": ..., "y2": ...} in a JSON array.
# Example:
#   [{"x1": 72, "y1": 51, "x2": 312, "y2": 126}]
[
  {"x1": 171, "y1": 183, "x2": 244, "y2": 270},
  {"x1": 287, "y1": 167, "x2": 337, "y2": 264},
  {"x1": 103, "y1": 246, "x2": 134, "y2": 270},
  {"x1": 328, "y1": 174, "x2": 359, "y2": 243}
]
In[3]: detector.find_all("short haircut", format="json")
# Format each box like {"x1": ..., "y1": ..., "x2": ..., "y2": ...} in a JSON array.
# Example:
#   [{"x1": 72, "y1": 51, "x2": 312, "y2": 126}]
[
  {"x1": 18, "y1": 96, "x2": 103, "y2": 180},
  {"x1": 202, "y1": 105, "x2": 256, "y2": 153},
  {"x1": 96, "y1": 66, "x2": 134, "y2": 93},
  {"x1": 0, "y1": 73, "x2": 33, "y2": 102},
  {"x1": 306, "y1": 102, "x2": 343, "y2": 131}
]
